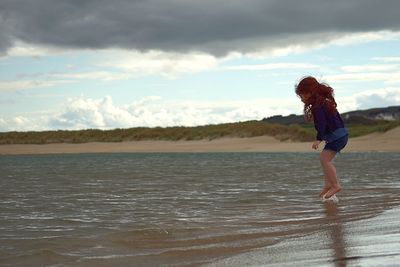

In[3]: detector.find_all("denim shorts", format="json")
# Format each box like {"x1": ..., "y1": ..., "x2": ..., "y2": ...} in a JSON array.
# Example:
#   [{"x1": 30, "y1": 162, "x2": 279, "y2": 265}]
[{"x1": 324, "y1": 135, "x2": 348, "y2": 153}]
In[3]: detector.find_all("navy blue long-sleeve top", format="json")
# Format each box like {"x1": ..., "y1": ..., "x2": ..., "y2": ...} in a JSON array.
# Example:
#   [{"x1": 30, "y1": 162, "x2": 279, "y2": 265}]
[{"x1": 312, "y1": 106, "x2": 348, "y2": 142}]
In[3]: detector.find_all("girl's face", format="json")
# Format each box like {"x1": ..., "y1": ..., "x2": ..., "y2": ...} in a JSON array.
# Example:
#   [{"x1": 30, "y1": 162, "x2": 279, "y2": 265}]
[{"x1": 299, "y1": 93, "x2": 311, "y2": 103}]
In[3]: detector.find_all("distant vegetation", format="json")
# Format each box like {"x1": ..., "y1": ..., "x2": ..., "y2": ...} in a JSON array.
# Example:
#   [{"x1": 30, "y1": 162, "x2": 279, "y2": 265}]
[
  {"x1": 300, "y1": 121, "x2": 399, "y2": 139},
  {"x1": 346, "y1": 121, "x2": 400, "y2": 137},
  {"x1": 0, "y1": 120, "x2": 399, "y2": 145}
]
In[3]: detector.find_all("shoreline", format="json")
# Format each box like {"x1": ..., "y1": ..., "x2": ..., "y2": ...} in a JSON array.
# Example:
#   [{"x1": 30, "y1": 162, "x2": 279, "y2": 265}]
[
  {"x1": 205, "y1": 206, "x2": 400, "y2": 266},
  {"x1": 0, "y1": 127, "x2": 399, "y2": 155}
]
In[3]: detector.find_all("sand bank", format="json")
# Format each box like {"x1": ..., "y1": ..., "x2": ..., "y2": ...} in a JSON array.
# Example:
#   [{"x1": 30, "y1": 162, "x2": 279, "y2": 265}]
[{"x1": 1, "y1": 127, "x2": 399, "y2": 155}]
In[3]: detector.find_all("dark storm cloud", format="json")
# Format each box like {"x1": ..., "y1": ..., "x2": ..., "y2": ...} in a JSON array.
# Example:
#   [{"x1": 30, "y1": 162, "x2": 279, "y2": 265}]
[{"x1": 1, "y1": 0, "x2": 400, "y2": 56}]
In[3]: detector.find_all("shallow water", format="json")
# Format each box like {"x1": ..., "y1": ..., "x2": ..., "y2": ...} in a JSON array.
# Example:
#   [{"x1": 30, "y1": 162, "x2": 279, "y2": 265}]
[{"x1": 1, "y1": 152, "x2": 400, "y2": 266}]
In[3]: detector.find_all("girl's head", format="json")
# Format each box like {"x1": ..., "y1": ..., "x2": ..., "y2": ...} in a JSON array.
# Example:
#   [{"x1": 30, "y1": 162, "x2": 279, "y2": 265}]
[{"x1": 295, "y1": 76, "x2": 337, "y2": 121}]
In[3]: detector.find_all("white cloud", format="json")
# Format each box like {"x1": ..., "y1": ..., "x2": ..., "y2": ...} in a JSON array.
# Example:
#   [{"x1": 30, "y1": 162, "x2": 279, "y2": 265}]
[
  {"x1": 2, "y1": 89, "x2": 399, "y2": 132},
  {"x1": 338, "y1": 87, "x2": 400, "y2": 111},
  {"x1": 325, "y1": 71, "x2": 400, "y2": 85},
  {"x1": 328, "y1": 31, "x2": 400, "y2": 46},
  {"x1": 0, "y1": 71, "x2": 134, "y2": 92},
  {"x1": 0, "y1": 115, "x2": 42, "y2": 132},
  {"x1": 49, "y1": 96, "x2": 134, "y2": 129},
  {"x1": 325, "y1": 72, "x2": 386, "y2": 82},
  {"x1": 50, "y1": 71, "x2": 132, "y2": 82},
  {"x1": 225, "y1": 63, "x2": 319, "y2": 71},
  {"x1": 5, "y1": 41, "x2": 64, "y2": 58},
  {"x1": 0, "y1": 80, "x2": 70, "y2": 92},
  {"x1": 354, "y1": 87, "x2": 400, "y2": 109},
  {"x1": 372, "y1": 57, "x2": 400, "y2": 63},
  {"x1": 3, "y1": 44, "x2": 222, "y2": 80},
  {"x1": 1, "y1": 96, "x2": 302, "y2": 131},
  {"x1": 340, "y1": 64, "x2": 399, "y2": 72},
  {"x1": 325, "y1": 58, "x2": 400, "y2": 87},
  {"x1": 98, "y1": 49, "x2": 219, "y2": 79}
]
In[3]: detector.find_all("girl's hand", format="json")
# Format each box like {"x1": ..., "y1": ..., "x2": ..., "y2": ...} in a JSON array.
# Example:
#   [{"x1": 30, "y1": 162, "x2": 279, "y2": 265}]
[{"x1": 312, "y1": 140, "x2": 321, "y2": 150}]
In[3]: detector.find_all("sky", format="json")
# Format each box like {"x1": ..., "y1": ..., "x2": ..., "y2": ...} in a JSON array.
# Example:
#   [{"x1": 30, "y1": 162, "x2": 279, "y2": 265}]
[{"x1": 1, "y1": 0, "x2": 400, "y2": 131}]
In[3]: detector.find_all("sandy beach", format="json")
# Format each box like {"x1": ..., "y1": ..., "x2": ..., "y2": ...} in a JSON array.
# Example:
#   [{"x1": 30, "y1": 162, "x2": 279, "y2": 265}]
[{"x1": 1, "y1": 127, "x2": 399, "y2": 155}]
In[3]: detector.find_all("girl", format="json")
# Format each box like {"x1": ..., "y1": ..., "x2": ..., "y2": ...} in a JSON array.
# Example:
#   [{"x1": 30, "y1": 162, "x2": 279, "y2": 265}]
[{"x1": 295, "y1": 76, "x2": 348, "y2": 199}]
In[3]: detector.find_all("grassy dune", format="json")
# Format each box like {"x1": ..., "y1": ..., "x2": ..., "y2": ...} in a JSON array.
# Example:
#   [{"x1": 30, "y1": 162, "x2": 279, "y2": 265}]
[{"x1": 0, "y1": 120, "x2": 399, "y2": 145}]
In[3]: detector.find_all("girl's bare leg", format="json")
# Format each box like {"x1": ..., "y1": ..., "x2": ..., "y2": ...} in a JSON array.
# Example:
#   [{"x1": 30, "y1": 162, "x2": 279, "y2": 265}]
[
  {"x1": 319, "y1": 149, "x2": 342, "y2": 198},
  {"x1": 319, "y1": 175, "x2": 331, "y2": 197}
]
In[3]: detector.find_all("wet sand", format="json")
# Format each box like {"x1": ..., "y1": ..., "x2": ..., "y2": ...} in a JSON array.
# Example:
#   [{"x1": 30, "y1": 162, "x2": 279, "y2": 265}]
[
  {"x1": 205, "y1": 205, "x2": 400, "y2": 267},
  {"x1": 0, "y1": 127, "x2": 399, "y2": 154}
]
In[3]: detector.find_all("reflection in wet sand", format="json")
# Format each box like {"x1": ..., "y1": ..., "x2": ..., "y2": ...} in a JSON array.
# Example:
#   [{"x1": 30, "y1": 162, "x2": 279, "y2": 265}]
[
  {"x1": 206, "y1": 204, "x2": 400, "y2": 267},
  {"x1": 324, "y1": 202, "x2": 346, "y2": 267}
]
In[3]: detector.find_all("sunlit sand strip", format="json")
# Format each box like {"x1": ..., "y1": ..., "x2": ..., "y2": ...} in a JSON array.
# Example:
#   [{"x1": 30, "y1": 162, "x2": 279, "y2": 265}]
[{"x1": 0, "y1": 127, "x2": 399, "y2": 155}]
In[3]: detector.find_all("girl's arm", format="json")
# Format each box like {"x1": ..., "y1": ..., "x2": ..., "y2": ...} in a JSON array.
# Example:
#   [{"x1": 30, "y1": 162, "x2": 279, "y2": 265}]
[
  {"x1": 312, "y1": 140, "x2": 322, "y2": 150},
  {"x1": 313, "y1": 106, "x2": 327, "y2": 142}
]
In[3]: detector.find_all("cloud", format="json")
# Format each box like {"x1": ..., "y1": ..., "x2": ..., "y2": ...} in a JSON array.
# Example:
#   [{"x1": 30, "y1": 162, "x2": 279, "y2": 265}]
[
  {"x1": 0, "y1": 115, "x2": 43, "y2": 132},
  {"x1": 50, "y1": 71, "x2": 132, "y2": 82},
  {"x1": 354, "y1": 87, "x2": 400, "y2": 109},
  {"x1": 0, "y1": 71, "x2": 133, "y2": 92},
  {"x1": 49, "y1": 96, "x2": 134, "y2": 129},
  {"x1": 0, "y1": 80, "x2": 71, "y2": 92},
  {"x1": 338, "y1": 87, "x2": 400, "y2": 111},
  {"x1": 340, "y1": 64, "x2": 399, "y2": 72},
  {"x1": 4, "y1": 41, "x2": 64, "y2": 58},
  {"x1": 373, "y1": 57, "x2": 400, "y2": 63},
  {"x1": 326, "y1": 72, "x2": 398, "y2": 84},
  {"x1": 0, "y1": 17, "x2": 12, "y2": 55},
  {"x1": 243, "y1": 31, "x2": 400, "y2": 58},
  {"x1": 98, "y1": 49, "x2": 219, "y2": 78},
  {"x1": 2, "y1": 89, "x2": 400, "y2": 131},
  {"x1": 325, "y1": 62, "x2": 400, "y2": 85},
  {"x1": 225, "y1": 63, "x2": 319, "y2": 71},
  {"x1": 2, "y1": 46, "x2": 221, "y2": 81},
  {"x1": 1, "y1": 0, "x2": 400, "y2": 56},
  {"x1": 1, "y1": 95, "x2": 300, "y2": 131}
]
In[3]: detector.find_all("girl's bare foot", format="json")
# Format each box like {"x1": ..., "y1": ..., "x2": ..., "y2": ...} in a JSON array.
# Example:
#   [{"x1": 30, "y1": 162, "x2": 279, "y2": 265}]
[
  {"x1": 324, "y1": 186, "x2": 342, "y2": 198},
  {"x1": 319, "y1": 187, "x2": 331, "y2": 198}
]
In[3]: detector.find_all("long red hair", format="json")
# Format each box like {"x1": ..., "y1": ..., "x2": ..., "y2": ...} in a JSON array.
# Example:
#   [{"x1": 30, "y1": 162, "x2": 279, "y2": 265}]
[{"x1": 295, "y1": 76, "x2": 337, "y2": 122}]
